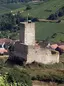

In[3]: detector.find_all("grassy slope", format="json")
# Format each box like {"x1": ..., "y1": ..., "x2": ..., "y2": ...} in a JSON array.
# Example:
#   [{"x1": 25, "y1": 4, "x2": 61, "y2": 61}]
[
  {"x1": 2, "y1": 3, "x2": 25, "y2": 10},
  {"x1": 0, "y1": 3, "x2": 26, "y2": 15},
  {"x1": 0, "y1": 5, "x2": 11, "y2": 15},
  {"x1": 1, "y1": 0, "x2": 64, "y2": 18},
  {"x1": 18, "y1": 0, "x2": 64, "y2": 41},
  {"x1": 12, "y1": 0, "x2": 64, "y2": 41},
  {"x1": 0, "y1": 0, "x2": 64, "y2": 41},
  {"x1": 21, "y1": 0, "x2": 64, "y2": 18},
  {"x1": 35, "y1": 22, "x2": 64, "y2": 41}
]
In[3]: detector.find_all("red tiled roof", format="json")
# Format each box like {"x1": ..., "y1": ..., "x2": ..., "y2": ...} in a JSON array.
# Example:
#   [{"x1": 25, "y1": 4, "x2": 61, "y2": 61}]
[
  {"x1": 0, "y1": 38, "x2": 13, "y2": 44},
  {"x1": 51, "y1": 43, "x2": 64, "y2": 50},
  {"x1": 50, "y1": 44, "x2": 58, "y2": 49},
  {"x1": 58, "y1": 45, "x2": 64, "y2": 50},
  {"x1": 0, "y1": 48, "x2": 8, "y2": 54}
]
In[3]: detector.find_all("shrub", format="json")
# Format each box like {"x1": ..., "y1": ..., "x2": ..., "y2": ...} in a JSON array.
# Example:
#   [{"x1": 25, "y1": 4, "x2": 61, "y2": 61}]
[
  {"x1": 26, "y1": 5, "x2": 31, "y2": 10},
  {"x1": 47, "y1": 6, "x2": 64, "y2": 20},
  {"x1": 6, "y1": 68, "x2": 32, "y2": 86},
  {"x1": 47, "y1": 14, "x2": 57, "y2": 20},
  {"x1": 58, "y1": 9, "x2": 64, "y2": 17},
  {"x1": 31, "y1": 18, "x2": 38, "y2": 22}
]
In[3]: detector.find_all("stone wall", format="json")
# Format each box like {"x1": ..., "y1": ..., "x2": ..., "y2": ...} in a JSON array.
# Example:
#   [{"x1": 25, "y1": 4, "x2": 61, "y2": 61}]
[
  {"x1": 9, "y1": 42, "x2": 59, "y2": 64},
  {"x1": 20, "y1": 22, "x2": 35, "y2": 45},
  {"x1": 9, "y1": 41, "x2": 28, "y2": 61},
  {"x1": 27, "y1": 46, "x2": 59, "y2": 64}
]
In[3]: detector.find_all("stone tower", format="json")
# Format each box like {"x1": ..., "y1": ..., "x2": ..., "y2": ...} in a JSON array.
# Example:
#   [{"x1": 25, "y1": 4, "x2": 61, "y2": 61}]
[{"x1": 19, "y1": 22, "x2": 35, "y2": 45}]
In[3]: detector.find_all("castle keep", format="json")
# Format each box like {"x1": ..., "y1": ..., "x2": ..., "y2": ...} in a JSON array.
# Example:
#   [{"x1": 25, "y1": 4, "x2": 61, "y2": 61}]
[
  {"x1": 19, "y1": 22, "x2": 35, "y2": 45},
  {"x1": 9, "y1": 22, "x2": 59, "y2": 64}
]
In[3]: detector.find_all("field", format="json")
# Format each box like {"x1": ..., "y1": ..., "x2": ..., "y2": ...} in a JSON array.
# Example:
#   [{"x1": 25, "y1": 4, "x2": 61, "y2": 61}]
[
  {"x1": 21, "y1": 0, "x2": 64, "y2": 18},
  {"x1": 4, "y1": 0, "x2": 64, "y2": 42},
  {"x1": 0, "y1": 0, "x2": 64, "y2": 41},
  {"x1": 0, "y1": 0, "x2": 64, "y2": 17},
  {"x1": 35, "y1": 22, "x2": 64, "y2": 41},
  {"x1": 0, "y1": 3, "x2": 26, "y2": 15}
]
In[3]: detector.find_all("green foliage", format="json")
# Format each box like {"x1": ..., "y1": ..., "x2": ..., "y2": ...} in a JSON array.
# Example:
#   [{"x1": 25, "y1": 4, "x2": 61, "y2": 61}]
[
  {"x1": 21, "y1": 0, "x2": 64, "y2": 18},
  {"x1": 0, "y1": 12, "x2": 20, "y2": 39},
  {"x1": 50, "y1": 32, "x2": 64, "y2": 42},
  {"x1": 5, "y1": 68, "x2": 32, "y2": 86},
  {"x1": 25, "y1": 62, "x2": 64, "y2": 83},
  {"x1": 31, "y1": 71, "x2": 64, "y2": 83},
  {"x1": 0, "y1": 0, "x2": 64, "y2": 42},
  {"x1": 0, "y1": 60, "x2": 64, "y2": 85},
  {"x1": 48, "y1": 6, "x2": 64, "y2": 20},
  {"x1": 0, "y1": 76, "x2": 6, "y2": 86},
  {"x1": 26, "y1": 5, "x2": 31, "y2": 10},
  {"x1": 26, "y1": 62, "x2": 64, "y2": 70},
  {"x1": 35, "y1": 21, "x2": 64, "y2": 41},
  {"x1": 0, "y1": 68, "x2": 32, "y2": 86}
]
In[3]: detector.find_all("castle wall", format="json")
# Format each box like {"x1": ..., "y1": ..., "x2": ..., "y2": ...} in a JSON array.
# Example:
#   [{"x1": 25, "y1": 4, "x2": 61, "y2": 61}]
[
  {"x1": 27, "y1": 46, "x2": 59, "y2": 64},
  {"x1": 9, "y1": 41, "x2": 28, "y2": 61},
  {"x1": 9, "y1": 42, "x2": 59, "y2": 64}
]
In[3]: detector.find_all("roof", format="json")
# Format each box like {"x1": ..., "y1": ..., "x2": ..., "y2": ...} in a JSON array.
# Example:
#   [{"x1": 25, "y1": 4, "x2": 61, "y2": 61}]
[
  {"x1": 0, "y1": 38, "x2": 13, "y2": 44},
  {"x1": 58, "y1": 45, "x2": 64, "y2": 50},
  {"x1": 50, "y1": 43, "x2": 64, "y2": 51},
  {"x1": 50, "y1": 44, "x2": 58, "y2": 49},
  {"x1": 0, "y1": 48, "x2": 8, "y2": 54}
]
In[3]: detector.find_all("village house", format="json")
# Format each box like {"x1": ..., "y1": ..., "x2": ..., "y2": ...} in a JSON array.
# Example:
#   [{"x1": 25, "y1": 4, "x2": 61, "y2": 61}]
[
  {"x1": 0, "y1": 38, "x2": 13, "y2": 55},
  {"x1": 47, "y1": 43, "x2": 64, "y2": 55}
]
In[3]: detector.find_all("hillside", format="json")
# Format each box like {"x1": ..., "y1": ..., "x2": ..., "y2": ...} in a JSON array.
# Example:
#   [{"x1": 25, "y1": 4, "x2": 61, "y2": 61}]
[
  {"x1": 21, "y1": 0, "x2": 64, "y2": 18},
  {"x1": 0, "y1": 0, "x2": 64, "y2": 17},
  {"x1": 0, "y1": 0, "x2": 64, "y2": 42},
  {"x1": 35, "y1": 21, "x2": 64, "y2": 41},
  {"x1": 0, "y1": 3, "x2": 26, "y2": 15}
]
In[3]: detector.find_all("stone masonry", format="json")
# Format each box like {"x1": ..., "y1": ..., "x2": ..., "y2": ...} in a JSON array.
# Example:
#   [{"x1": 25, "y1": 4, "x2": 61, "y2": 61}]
[{"x1": 9, "y1": 22, "x2": 59, "y2": 64}]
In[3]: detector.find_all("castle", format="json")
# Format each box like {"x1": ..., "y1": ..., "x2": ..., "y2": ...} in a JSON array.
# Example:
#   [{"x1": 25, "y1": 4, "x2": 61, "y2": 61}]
[{"x1": 9, "y1": 22, "x2": 59, "y2": 64}]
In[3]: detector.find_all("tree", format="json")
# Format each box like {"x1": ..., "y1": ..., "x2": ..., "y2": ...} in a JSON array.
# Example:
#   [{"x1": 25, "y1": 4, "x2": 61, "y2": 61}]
[
  {"x1": 26, "y1": 5, "x2": 31, "y2": 10},
  {"x1": 47, "y1": 14, "x2": 57, "y2": 20},
  {"x1": 5, "y1": 69, "x2": 32, "y2": 86},
  {"x1": 58, "y1": 9, "x2": 64, "y2": 17}
]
